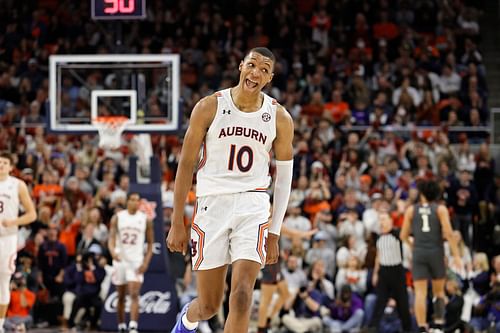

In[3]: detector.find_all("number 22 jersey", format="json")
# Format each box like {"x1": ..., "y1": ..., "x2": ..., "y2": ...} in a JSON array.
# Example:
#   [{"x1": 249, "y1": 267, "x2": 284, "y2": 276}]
[
  {"x1": 196, "y1": 89, "x2": 277, "y2": 197},
  {"x1": 116, "y1": 209, "x2": 147, "y2": 262}
]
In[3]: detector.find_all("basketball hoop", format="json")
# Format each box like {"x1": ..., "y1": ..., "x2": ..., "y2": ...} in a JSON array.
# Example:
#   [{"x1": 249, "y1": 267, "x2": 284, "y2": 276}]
[{"x1": 92, "y1": 116, "x2": 130, "y2": 149}]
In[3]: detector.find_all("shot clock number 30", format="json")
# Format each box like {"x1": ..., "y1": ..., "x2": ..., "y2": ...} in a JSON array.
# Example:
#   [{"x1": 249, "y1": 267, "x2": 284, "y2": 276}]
[{"x1": 91, "y1": 0, "x2": 146, "y2": 20}]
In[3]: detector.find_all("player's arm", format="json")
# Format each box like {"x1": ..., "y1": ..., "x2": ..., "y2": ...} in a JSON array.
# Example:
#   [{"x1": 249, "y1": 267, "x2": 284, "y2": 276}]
[
  {"x1": 400, "y1": 205, "x2": 414, "y2": 245},
  {"x1": 266, "y1": 105, "x2": 294, "y2": 264},
  {"x1": 139, "y1": 218, "x2": 154, "y2": 273},
  {"x1": 437, "y1": 205, "x2": 461, "y2": 265},
  {"x1": 167, "y1": 95, "x2": 216, "y2": 254},
  {"x1": 270, "y1": 105, "x2": 294, "y2": 236},
  {"x1": 372, "y1": 253, "x2": 380, "y2": 286},
  {"x1": 4, "y1": 180, "x2": 37, "y2": 227},
  {"x1": 108, "y1": 214, "x2": 120, "y2": 261}
]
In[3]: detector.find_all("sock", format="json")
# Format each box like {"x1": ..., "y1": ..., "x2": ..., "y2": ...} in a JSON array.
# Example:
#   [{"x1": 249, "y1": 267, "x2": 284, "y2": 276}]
[
  {"x1": 129, "y1": 320, "x2": 138, "y2": 329},
  {"x1": 181, "y1": 313, "x2": 199, "y2": 330},
  {"x1": 118, "y1": 322, "x2": 127, "y2": 330}
]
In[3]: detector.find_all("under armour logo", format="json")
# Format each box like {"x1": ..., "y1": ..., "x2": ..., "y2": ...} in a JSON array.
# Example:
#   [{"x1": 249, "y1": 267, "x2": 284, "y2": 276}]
[
  {"x1": 222, "y1": 109, "x2": 231, "y2": 115},
  {"x1": 191, "y1": 240, "x2": 198, "y2": 257},
  {"x1": 202, "y1": 206, "x2": 208, "y2": 211}
]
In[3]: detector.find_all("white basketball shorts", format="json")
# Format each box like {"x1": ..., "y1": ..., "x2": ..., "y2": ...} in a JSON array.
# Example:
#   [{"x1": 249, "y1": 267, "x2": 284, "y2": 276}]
[
  {"x1": 190, "y1": 192, "x2": 270, "y2": 271},
  {"x1": 112, "y1": 260, "x2": 144, "y2": 285},
  {"x1": 0, "y1": 234, "x2": 17, "y2": 275}
]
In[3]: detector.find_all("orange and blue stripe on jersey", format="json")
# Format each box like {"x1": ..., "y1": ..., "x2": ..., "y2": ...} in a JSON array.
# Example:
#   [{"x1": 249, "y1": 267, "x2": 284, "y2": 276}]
[
  {"x1": 247, "y1": 187, "x2": 268, "y2": 193},
  {"x1": 197, "y1": 139, "x2": 207, "y2": 170},
  {"x1": 256, "y1": 221, "x2": 269, "y2": 264},
  {"x1": 192, "y1": 222, "x2": 205, "y2": 270}
]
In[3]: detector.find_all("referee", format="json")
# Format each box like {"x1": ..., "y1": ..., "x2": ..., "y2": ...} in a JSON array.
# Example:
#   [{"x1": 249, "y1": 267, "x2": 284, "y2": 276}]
[{"x1": 368, "y1": 212, "x2": 412, "y2": 333}]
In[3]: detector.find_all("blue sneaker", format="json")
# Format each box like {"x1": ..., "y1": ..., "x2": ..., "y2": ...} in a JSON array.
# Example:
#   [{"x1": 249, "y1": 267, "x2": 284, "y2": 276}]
[{"x1": 171, "y1": 302, "x2": 197, "y2": 333}]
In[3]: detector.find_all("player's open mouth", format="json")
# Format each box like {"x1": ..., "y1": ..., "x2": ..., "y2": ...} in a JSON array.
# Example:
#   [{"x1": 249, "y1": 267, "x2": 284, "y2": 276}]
[{"x1": 245, "y1": 78, "x2": 258, "y2": 89}]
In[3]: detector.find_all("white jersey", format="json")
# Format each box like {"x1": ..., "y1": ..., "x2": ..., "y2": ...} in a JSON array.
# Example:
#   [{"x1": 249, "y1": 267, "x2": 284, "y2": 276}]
[
  {"x1": 196, "y1": 89, "x2": 277, "y2": 197},
  {"x1": 115, "y1": 210, "x2": 147, "y2": 262},
  {"x1": 0, "y1": 176, "x2": 20, "y2": 237}
]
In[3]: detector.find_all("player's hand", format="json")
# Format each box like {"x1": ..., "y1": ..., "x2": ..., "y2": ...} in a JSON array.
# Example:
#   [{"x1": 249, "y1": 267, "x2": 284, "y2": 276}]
[
  {"x1": 265, "y1": 233, "x2": 280, "y2": 265},
  {"x1": 166, "y1": 221, "x2": 189, "y2": 255},
  {"x1": 136, "y1": 264, "x2": 148, "y2": 274},
  {"x1": 111, "y1": 252, "x2": 121, "y2": 262},
  {"x1": 372, "y1": 273, "x2": 378, "y2": 287}
]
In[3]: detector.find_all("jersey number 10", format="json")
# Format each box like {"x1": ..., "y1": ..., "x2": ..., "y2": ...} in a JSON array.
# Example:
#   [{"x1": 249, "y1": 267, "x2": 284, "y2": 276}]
[{"x1": 228, "y1": 144, "x2": 253, "y2": 172}]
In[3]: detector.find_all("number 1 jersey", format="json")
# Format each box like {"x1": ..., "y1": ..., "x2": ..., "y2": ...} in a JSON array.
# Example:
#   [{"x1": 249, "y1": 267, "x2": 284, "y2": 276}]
[{"x1": 196, "y1": 89, "x2": 277, "y2": 197}]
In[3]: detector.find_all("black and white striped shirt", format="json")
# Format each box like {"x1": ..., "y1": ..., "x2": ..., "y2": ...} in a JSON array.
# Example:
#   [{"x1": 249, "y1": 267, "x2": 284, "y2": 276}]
[{"x1": 377, "y1": 230, "x2": 403, "y2": 266}]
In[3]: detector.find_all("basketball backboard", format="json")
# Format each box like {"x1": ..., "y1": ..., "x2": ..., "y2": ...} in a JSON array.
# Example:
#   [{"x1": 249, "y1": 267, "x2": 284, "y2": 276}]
[{"x1": 48, "y1": 54, "x2": 180, "y2": 133}]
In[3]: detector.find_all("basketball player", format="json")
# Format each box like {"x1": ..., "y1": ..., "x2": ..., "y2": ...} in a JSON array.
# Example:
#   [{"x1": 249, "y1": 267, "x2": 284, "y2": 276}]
[
  {"x1": 0, "y1": 152, "x2": 37, "y2": 333},
  {"x1": 167, "y1": 47, "x2": 293, "y2": 333},
  {"x1": 109, "y1": 192, "x2": 154, "y2": 333},
  {"x1": 401, "y1": 179, "x2": 463, "y2": 333}
]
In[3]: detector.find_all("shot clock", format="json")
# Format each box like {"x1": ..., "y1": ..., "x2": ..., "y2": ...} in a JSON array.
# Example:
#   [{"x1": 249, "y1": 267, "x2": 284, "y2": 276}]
[{"x1": 91, "y1": 0, "x2": 146, "y2": 20}]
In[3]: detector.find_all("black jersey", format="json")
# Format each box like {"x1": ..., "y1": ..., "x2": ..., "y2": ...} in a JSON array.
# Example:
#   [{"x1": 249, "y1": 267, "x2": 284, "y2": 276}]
[{"x1": 411, "y1": 203, "x2": 443, "y2": 251}]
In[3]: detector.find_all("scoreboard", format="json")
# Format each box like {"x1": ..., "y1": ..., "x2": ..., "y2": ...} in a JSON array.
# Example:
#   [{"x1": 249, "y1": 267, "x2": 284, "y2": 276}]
[{"x1": 91, "y1": 0, "x2": 146, "y2": 20}]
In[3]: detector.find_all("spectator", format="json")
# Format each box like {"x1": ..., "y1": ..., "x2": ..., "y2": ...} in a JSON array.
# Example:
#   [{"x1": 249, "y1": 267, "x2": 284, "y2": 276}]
[
  {"x1": 323, "y1": 284, "x2": 364, "y2": 333},
  {"x1": 438, "y1": 64, "x2": 461, "y2": 97},
  {"x1": 281, "y1": 203, "x2": 313, "y2": 252},
  {"x1": 282, "y1": 255, "x2": 308, "y2": 298},
  {"x1": 336, "y1": 235, "x2": 366, "y2": 269},
  {"x1": 38, "y1": 223, "x2": 67, "y2": 301},
  {"x1": 76, "y1": 222, "x2": 101, "y2": 255},
  {"x1": 448, "y1": 169, "x2": 478, "y2": 248},
  {"x1": 61, "y1": 254, "x2": 82, "y2": 329},
  {"x1": 67, "y1": 252, "x2": 105, "y2": 330},
  {"x1": 281, "y1": 287, "x2": 325, "y2": 333},
  {"x1": 335, "y1": 256, "x2": 368, "y2": 296},
  {"x1": 305, "y1": 231, "x2": 336, "y2": 279},
  {"x1": 337, "y1": 209, "x2": 365, "y2": 249},
  {"x1": 444, "y1": 278, "x2": 467, "y2": 333},
  {"x1": 470, "y1": 280, "x2": 500, "y2": 333},
  {"x1": 5, "y1": 273, "x2": 36, "y2": 332},
  {"x1": 57, "y1": 203, "x2": 81, "y2": 261}
]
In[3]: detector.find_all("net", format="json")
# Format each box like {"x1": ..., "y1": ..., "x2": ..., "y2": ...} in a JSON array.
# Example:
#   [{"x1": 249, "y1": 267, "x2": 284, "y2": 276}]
[{"x1": 92, "y1": 116, "x2": 130, "y2": 149}]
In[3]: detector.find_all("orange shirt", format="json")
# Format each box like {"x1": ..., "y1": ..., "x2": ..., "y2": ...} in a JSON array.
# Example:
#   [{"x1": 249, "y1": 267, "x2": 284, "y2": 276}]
[
  {"x1": 7, "y1": 289, "x2": 36, "y2": 317},
  {"x1": 32, "y1": 184, "x2": 63, "y2": 199},
  {"x1": 59, "y1": 220, "x2": 81, "y2": 256},
  {"x1": 391, "y1": 211, "x2": 404, "y2": 228},
  {"x1": 324, "y1": 101, "x2": 349, "y2": 123},
  {"x1": 303, "y1": 200, "x2": 330, "y2": 226}
]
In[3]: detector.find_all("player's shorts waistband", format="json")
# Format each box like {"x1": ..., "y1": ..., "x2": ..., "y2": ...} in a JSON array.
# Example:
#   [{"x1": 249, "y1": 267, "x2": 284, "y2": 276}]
[{"x1": 196, "y1": 188, "x2": 269, "y2": 197}]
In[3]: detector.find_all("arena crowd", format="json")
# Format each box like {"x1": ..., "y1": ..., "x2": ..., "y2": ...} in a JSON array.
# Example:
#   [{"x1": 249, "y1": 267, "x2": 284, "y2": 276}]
[{"x1": 0, "y1": 0, "x2": 498, "y2": 332}]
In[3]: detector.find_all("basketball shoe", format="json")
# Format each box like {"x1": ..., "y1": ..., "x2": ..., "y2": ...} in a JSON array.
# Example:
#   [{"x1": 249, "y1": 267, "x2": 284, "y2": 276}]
[{"x1": 171, "y1": 302, "x2": 197, "y2": 333}]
